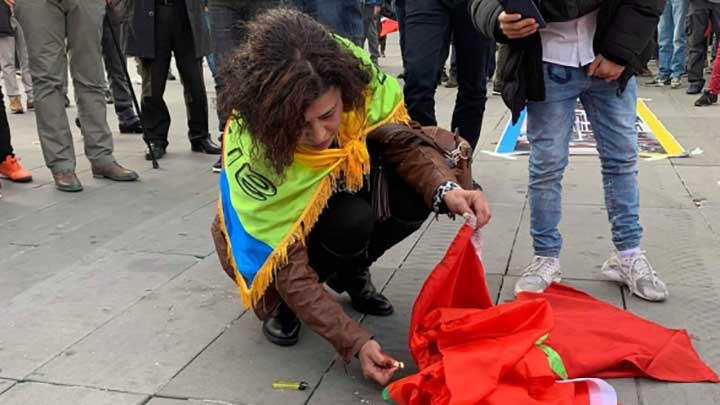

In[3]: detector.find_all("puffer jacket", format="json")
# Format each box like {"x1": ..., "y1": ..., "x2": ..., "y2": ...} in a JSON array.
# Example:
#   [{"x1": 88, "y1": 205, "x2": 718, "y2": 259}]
[
  {"x1": 211, "y1": 123, "x2": 460, "y2": 362},
  {"x1": 469, "y1": 0, "x2": 664, "y2": 123}
]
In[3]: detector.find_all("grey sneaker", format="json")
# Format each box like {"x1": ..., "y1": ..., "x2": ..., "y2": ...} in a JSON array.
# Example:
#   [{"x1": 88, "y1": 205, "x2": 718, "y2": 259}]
[
  {"x1": 514, "y1": 256, "x2": 562, "y2": 295},
  {"x1": 645, "y1": 77, "x2": 670, "y2": 87},
  {"x1": 670, "y1": 77, "x2": 682, "y2": 89},
  {"x1": 602, "y1": 251, "x2": 669, "y2": 302}
]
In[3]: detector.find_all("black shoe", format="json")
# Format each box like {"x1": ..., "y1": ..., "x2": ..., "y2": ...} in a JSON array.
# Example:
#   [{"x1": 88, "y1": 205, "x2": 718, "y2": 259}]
[
  {"x1": 75, "y1": 117, "x2": 81, "y2": 129},
  {"x1": 695, "y1": 91, "x2": 718, "y2": 107},
  {"x1": 212, "y1": 157, "x2": 221, "y2": 173},
  {"x1": 444, "y1": 77, "x2": 458, "y2": 88},
  {"x1": 105, "y1": 89, "x2": 114, "y2": 105},
  {"x1": 145, "y1": 143, "x2": 167, "y2": 161},
  {"x1": 687, "y1": 80, "x2": 705, "y2": 95},
  {"x1": 328, "y1": 267, "x2": 394, "y2": 316},
  {"x1": 190, "y1": 137, "x2": 221, "y2": 154},
  {"x1": 119, "y1": 121, "x2": 143, "y2": 134},
  {"x1": 168, "y1": 71, "x2": 177, "y2": 81},
  {"x1": 262, "y1": 302, "x2": 300, "y2": 346}
]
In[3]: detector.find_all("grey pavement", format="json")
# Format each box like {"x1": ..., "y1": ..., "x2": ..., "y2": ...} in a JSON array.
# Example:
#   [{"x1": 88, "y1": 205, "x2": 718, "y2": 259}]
[{"x1": 1, "y1": 36, "x2": 719, "y2": 405}]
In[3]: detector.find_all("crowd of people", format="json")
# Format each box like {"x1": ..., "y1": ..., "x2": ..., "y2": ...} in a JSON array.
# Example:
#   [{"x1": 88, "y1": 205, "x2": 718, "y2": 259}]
[{"x1": 0, "y1": 0, "x2": 715, "y2": 389}]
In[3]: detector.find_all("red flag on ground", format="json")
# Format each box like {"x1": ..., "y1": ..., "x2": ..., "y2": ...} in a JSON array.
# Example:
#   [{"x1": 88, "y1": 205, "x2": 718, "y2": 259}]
[{"x1": 384, "y1": 225, "x2": 718, "y2": 405}]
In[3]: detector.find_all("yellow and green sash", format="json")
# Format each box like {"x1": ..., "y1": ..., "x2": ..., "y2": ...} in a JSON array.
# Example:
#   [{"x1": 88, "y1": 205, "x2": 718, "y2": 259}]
[{"x1": 217, "y1": 36, "x2": 409, "y2": 307}]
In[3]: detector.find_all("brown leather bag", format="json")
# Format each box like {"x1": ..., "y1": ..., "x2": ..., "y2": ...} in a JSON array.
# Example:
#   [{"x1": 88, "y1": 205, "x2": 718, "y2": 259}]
[{"x1": 370, "y1": 122, "x2": 474, "y2": 220}]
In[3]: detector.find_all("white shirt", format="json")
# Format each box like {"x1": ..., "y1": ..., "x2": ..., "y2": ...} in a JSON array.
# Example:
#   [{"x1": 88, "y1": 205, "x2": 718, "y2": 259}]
[{"x1": 539, "y1": 10, "x2": 598, "y2": 67}]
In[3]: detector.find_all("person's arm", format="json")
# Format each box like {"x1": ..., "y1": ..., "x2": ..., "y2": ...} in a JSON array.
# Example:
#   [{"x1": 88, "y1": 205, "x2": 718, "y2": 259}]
[
  {"x1": 274, "y1": 242, "x2": 399, "y2": 385},
  {"x1": 598, "y1": 0, "x2": 664, "y2": 68},
  {"x1": 368, "y1": 126, "x2": 491, "y2": 228}
]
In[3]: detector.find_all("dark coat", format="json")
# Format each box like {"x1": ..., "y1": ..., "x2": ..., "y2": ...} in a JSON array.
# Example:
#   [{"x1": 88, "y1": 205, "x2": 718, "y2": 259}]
[
  {"x1": 0, "y1": 4, "x2": 14, "y2": 38},
  {"x1": 125, "y1": 0, "x2": 211, "y2": 59},
  {"x1": 470, "y1": 0, "x2": 665, "y2": 123}
]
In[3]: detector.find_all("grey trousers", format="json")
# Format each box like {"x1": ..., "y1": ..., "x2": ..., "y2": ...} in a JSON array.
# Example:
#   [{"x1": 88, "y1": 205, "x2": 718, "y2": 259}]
[
  {"x1": 686, "y1": 0, "x2": 720, "y2": 82},
  {"x1": 15, "y1": 0, "x2": 114, "y2": 173},
  {"x1": 362, "y1": 4, "x2": 380, "y2": 64},
  {"x1": 102, "y1": 15, "x2": 137, "y2": 125},
  {"x1": 0, "y1": 17, "x2": 33, "y2": 101}
]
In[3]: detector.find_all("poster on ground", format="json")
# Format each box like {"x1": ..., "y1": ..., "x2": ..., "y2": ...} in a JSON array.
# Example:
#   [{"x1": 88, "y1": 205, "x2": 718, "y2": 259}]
[{"x1": 494, "y1": 100, "x2": 685, "y2": 158}]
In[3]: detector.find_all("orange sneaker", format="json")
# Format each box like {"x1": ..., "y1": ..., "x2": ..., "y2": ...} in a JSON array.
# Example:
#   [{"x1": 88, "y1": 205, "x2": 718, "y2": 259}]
[{"x1": 0, "y1": 155, "x2": 32, "y2": 182}]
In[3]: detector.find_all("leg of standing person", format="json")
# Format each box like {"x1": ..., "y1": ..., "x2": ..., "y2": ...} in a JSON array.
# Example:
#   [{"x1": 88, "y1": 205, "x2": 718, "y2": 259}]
[
  {"x1": 141, "y1": 4, "x2": 174, "y2": 157},
  {"x1": 449, "y1": 1, "x2": 492, "y2": 148},
  {"x1": 169, "y1": 4, "x2": 214, "y2": 151},
  {"x1": 13, "y1": 17, "x2": 33, "y2": 110},
  {"x1": 653, "y1": 0, "x2": 675, "y2": 83},
  {"x1": 403, "y1": 0, "x2": 450, "y2": 128},
  {"x1": 66, "y1": 0, "x2": 137, "y2": 180},
  {"x1": 362, "y1": 3, "x2": 380, "y2": 65},
  {"x1": 102, "y1": 13, "x2": 142, "y2": 134},
  {"x1": 686, "y1": 0, "x2": 711, "y2": 93},
  {"x1": 16, "y1": 0, "x2": 78, "y2": 176},
  {"x1": 582, "y1": 76, "x2": 668, "y2": 301},
  {"x1": 0, "y1": 34, "x2": 22, "y2": 113},
  {"x1": 669, "y1": 0, "x2": 689, "y2": 81},
  {"x1": 290, "y1": 0, "x2": 364, "y2": 46},
  {"x1": 695, "y1": 23, "x2": 720, "y2": 105},
  {"x1": 0, "y1": 81, "x2": 31, "y2": 183}
]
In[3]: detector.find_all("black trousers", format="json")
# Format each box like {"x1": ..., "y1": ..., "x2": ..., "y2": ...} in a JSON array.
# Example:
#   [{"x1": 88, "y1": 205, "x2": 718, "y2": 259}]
[
  {"x1": 686, "y1": 0, "x2": 720, "y2": 83},
  {"x1": 0, "y1": 84, "x2": 13, "y2": 160},
  {"x1": 102, "y1": 13, "x2": 137, "y2": 126},
  {"x1": 306, "y1": 155, "x2": 430, "y2": 283},
  {"x1": 140, "y1": 4, "x2": 210, "y2": 147},
  {"x1": 402, "y1": 0, "x2": 494, "y2": 148}
]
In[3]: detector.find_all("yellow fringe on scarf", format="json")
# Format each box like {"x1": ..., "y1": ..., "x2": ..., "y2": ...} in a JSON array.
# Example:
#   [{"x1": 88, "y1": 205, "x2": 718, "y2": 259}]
[{"x1": 220, "y1": 100, "x2": 410, "y2": 308}]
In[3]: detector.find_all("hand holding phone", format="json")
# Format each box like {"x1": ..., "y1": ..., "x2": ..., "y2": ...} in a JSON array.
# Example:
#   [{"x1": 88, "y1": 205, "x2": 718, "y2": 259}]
[{"x1": 498, "y1": 11, "x2": 540, "y2": 39}]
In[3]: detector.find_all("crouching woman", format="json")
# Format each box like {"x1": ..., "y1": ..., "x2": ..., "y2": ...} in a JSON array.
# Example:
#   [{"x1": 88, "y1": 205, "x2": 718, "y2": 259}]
[{"x1": 211, "y1": 8, "x2": 490, "y2": 386}]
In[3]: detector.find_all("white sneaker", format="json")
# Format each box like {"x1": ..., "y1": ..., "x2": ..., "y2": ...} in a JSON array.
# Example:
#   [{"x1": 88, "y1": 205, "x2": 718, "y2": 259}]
[
  {"x1": 602, "y1": 251, "x2": 669, "y2": 302},
  {"x1": 515, "y1": 256, "x2": 562, "y2": 295}
]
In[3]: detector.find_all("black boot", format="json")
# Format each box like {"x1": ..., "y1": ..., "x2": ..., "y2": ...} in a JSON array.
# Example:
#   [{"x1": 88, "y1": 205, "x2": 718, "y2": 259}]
[
  {"x1": 262, "y1": 301, "x2": 300, "y2": 346},
  {"x1": 328, "y1": 267, "x2": 394, "y2": 316}
]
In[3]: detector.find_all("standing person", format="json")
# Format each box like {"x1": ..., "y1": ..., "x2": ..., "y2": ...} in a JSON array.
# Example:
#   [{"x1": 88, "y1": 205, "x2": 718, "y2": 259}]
[
  {"x1": 126, "y1": 0, "x2": 221, "y2": 161},
  {"x1": 288, "y1": 0, "x2": 364, "y2": 46},
  {"x1": 645, "y1": 0, "x2": 688, "y2": 88},
  {"x1": 0, "y1": 4, "x2": 32, "y2": 114},
  {"x1": 14, "y1": 0, "x2": 139, "y2": 192},
  {"x1": 207, "y1": 0, "x2": 280, "y2": 172},
  {"x1": 694, "y1": 40, "x2": 720, "y2": 105},
  {"x1": 471, "y1": 0, "x2": 670, "y2": 301},
  {"x1": 402, "y1": 0, "x2": 494, "y2": 149},
  {"x1": 362, "y1": 0, "x2": 382, "y2": 65},
  {"x1": 685, "y1": 0, "x2": 720, "y2": 94}
]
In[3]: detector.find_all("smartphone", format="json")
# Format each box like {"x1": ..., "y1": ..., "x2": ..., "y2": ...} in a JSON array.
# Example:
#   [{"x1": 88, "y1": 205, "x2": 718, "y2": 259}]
[{"x1": 501, "y1": 0, "x2": 547, "y2": 28}]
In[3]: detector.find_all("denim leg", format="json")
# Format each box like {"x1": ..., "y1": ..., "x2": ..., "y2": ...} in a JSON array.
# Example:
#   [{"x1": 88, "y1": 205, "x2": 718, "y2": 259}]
[
  {"x1": 580, "y1": 77, "x2": 642, "y2": 252},
  {"x1": 526, "y1": 63, "x2": 582, "y2": 258},
  {"x1": 656, "y1": 1, "x2": 674, "y2": 79},
  {"x1": 670, "y1": 0, "x2": 689, "y2": 77}
]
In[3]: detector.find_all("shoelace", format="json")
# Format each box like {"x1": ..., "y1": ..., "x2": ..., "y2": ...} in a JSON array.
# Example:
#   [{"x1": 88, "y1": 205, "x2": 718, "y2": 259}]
[{"x1": 523, "y1": 257, "x2": 558, "y2": 280}]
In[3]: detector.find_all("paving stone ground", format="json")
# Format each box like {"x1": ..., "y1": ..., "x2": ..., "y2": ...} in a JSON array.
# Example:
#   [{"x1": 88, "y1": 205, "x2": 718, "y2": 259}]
[{"x1": 1, "y1": 36, "x2": 719, "y2": 405}]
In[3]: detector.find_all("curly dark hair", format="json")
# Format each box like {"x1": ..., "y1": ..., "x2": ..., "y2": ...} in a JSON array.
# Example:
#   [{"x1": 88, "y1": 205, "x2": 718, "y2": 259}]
[{"x1": 218, "y1": 8, "x2": 372, "y2": 176}]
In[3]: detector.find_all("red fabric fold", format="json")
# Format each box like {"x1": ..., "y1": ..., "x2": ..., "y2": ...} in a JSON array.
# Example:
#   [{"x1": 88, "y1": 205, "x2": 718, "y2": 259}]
[{"x1": 385, "y1": 225, "x2": 717, "y2": 405}]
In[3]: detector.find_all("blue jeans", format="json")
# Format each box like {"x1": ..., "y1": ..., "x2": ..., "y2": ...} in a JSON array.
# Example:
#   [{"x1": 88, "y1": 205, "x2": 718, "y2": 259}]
[
  {"x1": 527, "y1": 63, "x2": 642, "y2": 257},
  {"x1": 288, "y1": 0, "x2": 364, "y2": 46},
  {"x1": 657, "y1": 0, "x2": 689, "y2": 79}
]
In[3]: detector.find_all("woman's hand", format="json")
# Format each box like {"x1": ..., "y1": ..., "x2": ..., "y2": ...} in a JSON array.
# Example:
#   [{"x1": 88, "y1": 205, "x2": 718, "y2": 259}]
[
  {"x1": 443, "y1": 188, "x2": 491, "y2": 228},
  {"x1": 498, "y1": 11, "x2": 539, "y2": 39},
  {"x1": 359, "y1": 340, "x2": 399, "y2": 386}
]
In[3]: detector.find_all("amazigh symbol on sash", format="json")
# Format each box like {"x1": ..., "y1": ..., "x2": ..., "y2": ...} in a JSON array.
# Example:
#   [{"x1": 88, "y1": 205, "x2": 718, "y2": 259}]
[{"x1": 235, "y1": 163, "x2": 277, "y2": 201}]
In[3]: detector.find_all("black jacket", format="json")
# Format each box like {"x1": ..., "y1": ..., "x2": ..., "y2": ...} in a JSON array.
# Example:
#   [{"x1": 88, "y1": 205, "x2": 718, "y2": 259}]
[
  {"x1": 125, "y1": 0, "x2": 211, "y2": 59},
  {"x1": 470, "y1": 0, "x2": 664, "y2": 123},
  {"x1": 0, "y1": 4, "x2": 13, "y2": 38}
]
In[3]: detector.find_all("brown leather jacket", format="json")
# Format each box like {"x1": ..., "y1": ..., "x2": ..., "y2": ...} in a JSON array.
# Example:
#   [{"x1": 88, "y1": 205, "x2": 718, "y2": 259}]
[{"x1": 210, "y1": 124, "x2": 459, "y2": 362}]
